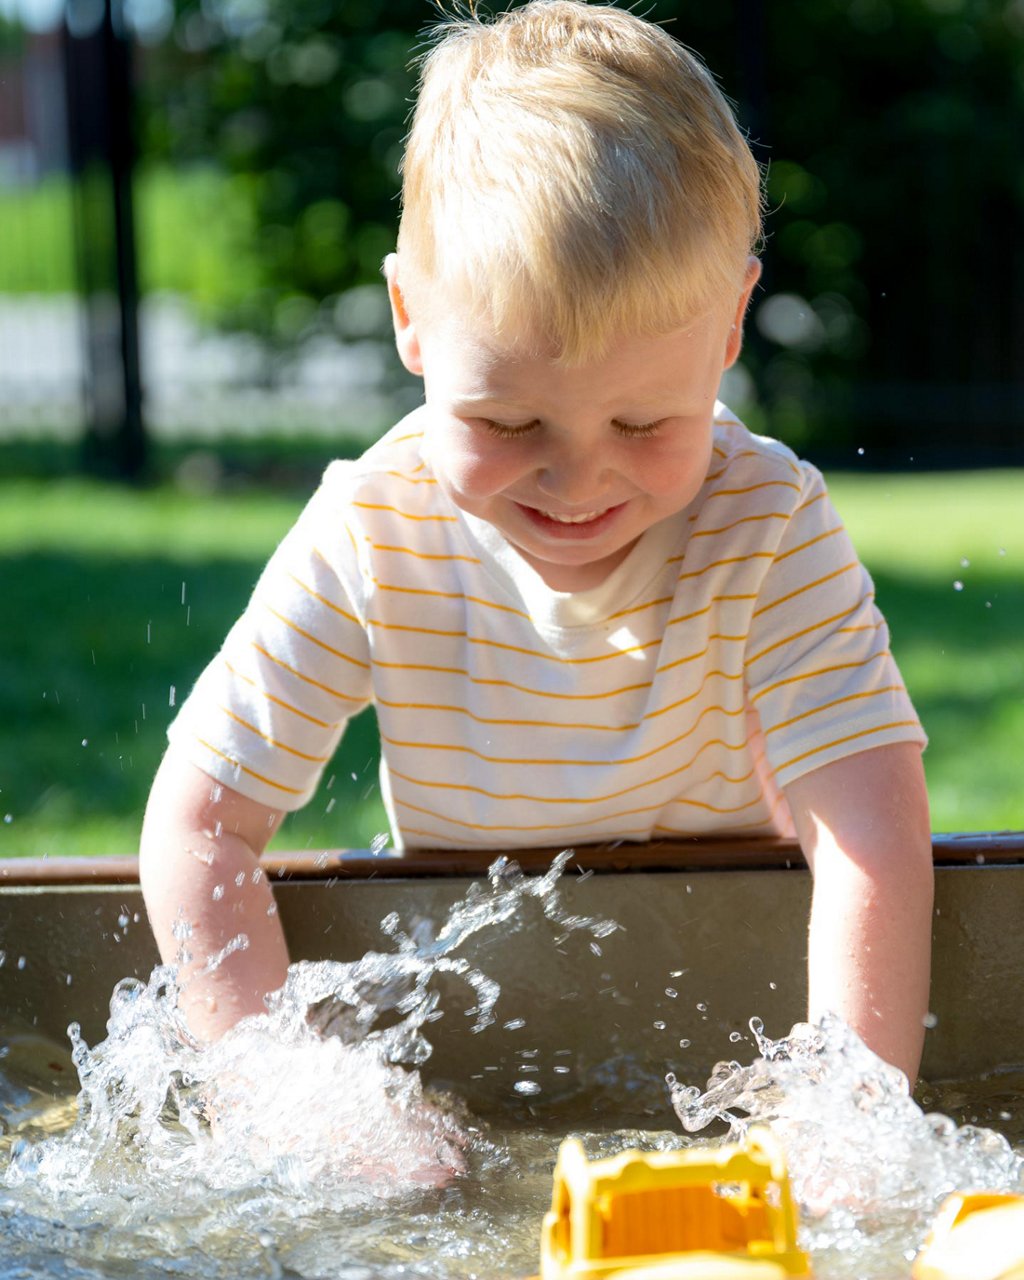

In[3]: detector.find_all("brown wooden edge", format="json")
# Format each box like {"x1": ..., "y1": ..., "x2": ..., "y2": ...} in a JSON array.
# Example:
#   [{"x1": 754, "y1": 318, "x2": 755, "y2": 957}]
[{"x1": 1, "y1": 832, "x2": 1022, "y2": 887}]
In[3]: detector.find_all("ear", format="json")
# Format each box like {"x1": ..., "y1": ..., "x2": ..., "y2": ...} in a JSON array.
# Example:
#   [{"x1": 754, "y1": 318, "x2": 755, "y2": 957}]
[
  {"x1": 723, "y1": 256, "x2": 762, "y2": 370},
  {"x1": 384, "y1": 253, "x2": 423, "y2": 377}
]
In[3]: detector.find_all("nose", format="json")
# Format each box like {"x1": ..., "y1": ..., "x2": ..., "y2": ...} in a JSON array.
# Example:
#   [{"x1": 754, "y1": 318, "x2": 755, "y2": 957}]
[{"x1": 535, "y1": 434, "x2": 609, "y2": 506}]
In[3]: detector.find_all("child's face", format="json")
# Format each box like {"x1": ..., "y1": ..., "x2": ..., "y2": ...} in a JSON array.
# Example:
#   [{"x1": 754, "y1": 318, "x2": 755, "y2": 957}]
[{"x1": 387, "y1": 260, "x2": 757, "y2": 592}]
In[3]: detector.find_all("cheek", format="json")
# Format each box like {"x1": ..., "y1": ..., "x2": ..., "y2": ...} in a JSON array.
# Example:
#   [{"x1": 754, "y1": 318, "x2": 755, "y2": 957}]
[
  {"x1": 432, "y1": 429, "x2": 527, "y2": 500},
  {"x1": 635, "y1": 437, "x2": 713, "y2": 498}
]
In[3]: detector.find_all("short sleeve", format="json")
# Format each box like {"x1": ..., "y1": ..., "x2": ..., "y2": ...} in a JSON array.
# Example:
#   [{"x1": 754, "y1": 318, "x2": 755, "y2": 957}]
[
  {"x1": 744, "y1": 463, "x2": 926, "y2": 788},
  {"x1": 167, "y1": 473, "x2": 374, "y2": 810}
]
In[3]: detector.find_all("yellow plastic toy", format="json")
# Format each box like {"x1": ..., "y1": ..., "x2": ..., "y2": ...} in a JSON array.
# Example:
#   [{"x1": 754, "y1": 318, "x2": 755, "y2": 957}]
[
  {"x1": 912, "y1": 1192, "x2": 1024, "y2": 1280},
  {"x1": 537, "y1": 1126, "x2": 812, "y2": 1279}
]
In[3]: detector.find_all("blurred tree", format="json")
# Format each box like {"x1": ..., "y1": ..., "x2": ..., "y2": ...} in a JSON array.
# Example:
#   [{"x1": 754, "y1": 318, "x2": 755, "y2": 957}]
[{"x1": 134, "y1": 0, "x2": 1024, "y2": 459}]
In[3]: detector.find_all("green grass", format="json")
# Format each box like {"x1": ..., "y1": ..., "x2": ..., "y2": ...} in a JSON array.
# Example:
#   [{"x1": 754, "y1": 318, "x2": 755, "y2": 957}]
[
  {"x1": 0, "y1": 470, "x2": 1021, "y2": 859},
  {"x1": 0, "y1": 166, "x2": 260, "y2": 304}
]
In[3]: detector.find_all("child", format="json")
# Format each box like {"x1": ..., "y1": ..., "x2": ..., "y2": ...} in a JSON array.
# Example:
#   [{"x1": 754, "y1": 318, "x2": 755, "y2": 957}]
[{"x1": 140, "y1": 0, "x2": 933, "y2": 1081}]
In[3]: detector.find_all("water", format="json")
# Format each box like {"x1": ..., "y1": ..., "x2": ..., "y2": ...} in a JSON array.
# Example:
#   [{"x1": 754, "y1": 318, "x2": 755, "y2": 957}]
[{"x1": 2, "y1": 858, "x2": 1024, "y2": 1279}]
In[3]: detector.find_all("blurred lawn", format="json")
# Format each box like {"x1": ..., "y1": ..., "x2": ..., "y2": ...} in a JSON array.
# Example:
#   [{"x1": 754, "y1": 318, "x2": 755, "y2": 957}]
[{"x1": 0, "y1": 469, "x2": 1021, "y2": 859}]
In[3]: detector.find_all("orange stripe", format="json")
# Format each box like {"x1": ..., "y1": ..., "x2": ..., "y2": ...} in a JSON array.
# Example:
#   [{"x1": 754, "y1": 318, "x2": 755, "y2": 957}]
[
  {"x1": 371, "y1": 580, "x2": 531, "y2": 620},
  {"x1": 289, "y1": 573, "x2": 361, "y2": 625},
  {"x1": 225, "y1": 660, "x2": 337, "y2": 729},
  {"x1": 392, "y1": 794, "x2": 726, "y2": 835},
  {"x1": 745, "y1": 593, "x2": 876, "y2": 665},
  {"x1": 390, "y1": 430, "x2": 424, "y2": 444},
  {"x1": 655, "y1": 636, "x2": 745, "y2": 678},
  {"x1": 370, "y1": 543, "x2": 481, "y2": 564},
  {"x1": 690, "y1": 511, "x2": 790, "y2": 539},
  {"x1": 251, "y1": 643, "x2": 365, "y2": 705},
  {"x1": 371, "y1": 615, "x2": 662, "y2": 664},
  {"x1": 218, "y1": 707, "x2": 330, "y2": 763},
  {"x1": 668, "y1": 549, "x2": 775, "y2": 574},
  {"x1": 376, "y1": 696, "x2": 639, "y2": 733},
  {"x1": 751, "y1": 561, "x2": 858, "y2": 619},
  {"x1": 774, "y1": 524, "x2": 843, "y2": 564},
  {"x1": 751, "y1": 649, "x2": 888, "y2": 703},
  {"x1": 266, "y1": 606, "x2": 371, "y2": 670},
  {"x1": 372, "y1": 658, "x2": 652, "y2": 701},
  {"x1": 704, "y1": 479, "x2": 801, "y2": 501},
  {"x1": 196, "y1": 737, "x2": 303, "y2": 796},
  {"x1": 386, "y1": 470, "x2": 438, "y2": 486},
  {"x1": 764, "y1": 686, "x2": 905, "y2": 737},
  {"x1": 774, "y1": 721, "x2": 922, "y2": 774},
  {"x1": 385, "y1": 733, "x2": 747, "y2": 799},
  {"x1": 351, "y1": 501, "x2": 457, "y2": 523}
]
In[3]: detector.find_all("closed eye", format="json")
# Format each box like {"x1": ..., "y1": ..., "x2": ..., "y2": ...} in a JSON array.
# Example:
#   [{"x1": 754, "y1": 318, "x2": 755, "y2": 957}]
[
  {"x1": 613, "y1": 419, "x2": 662, "y2": 438},
  {"x1": 480, "y1": 419, "x2": 540, "y2": 439}
]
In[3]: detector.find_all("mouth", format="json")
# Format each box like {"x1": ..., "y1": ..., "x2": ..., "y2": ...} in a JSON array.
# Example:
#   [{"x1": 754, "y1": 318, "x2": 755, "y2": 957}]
[{"x1": 515, "y1": 502, "x2": 625, "y2": 536}]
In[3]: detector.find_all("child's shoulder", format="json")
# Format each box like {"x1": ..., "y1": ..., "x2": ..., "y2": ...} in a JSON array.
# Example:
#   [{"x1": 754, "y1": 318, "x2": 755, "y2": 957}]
[{"x1": 709, "y1": 402, "x2": 822, "y2": 501}]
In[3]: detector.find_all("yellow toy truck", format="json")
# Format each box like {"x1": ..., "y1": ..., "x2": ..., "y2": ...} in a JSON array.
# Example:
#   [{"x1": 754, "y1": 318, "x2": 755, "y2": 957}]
[{"x1": 538, "y1": 1126, "x2": 811, "y2": 1279}]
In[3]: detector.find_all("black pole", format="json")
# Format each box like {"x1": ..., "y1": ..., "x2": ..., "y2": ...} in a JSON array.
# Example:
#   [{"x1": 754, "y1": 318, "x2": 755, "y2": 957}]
[{"x1": 63, "y1": 0, "x2": 145, "y2": 481}]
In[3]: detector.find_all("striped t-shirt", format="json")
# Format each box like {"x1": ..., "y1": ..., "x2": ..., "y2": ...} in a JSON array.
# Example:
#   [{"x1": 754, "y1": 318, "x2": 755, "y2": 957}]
[{"x1": 168, "y1": 403, "x2": 925, "y2": 849}]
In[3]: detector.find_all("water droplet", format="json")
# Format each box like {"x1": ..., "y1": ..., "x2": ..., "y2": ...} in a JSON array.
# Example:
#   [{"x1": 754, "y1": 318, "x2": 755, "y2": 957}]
[
  {"x1": 857, "y1": 447, "x2": 865, "y2": 456},
  {"x1": 553, "y1": 1065, "x2": 570, "y2": 1074},
  {"x1": 665, "y1": 987, "x2": 678, "y2": 998},
  {"x1": 169, "y1": 686, "x2": 176, "y2": 708},
  {"x1": 325, "y1": 798, "x2": 336, "y2": 814},
  {"x1": 685, "y1": 884, "x2": 692, "y2": 894},
  {"x1": 16, "y1": 956, "x2": 26, "y2": 970},
  {"x1": 117, "y1": 913, "x2": 130, "y2": 929},
  {"x1": 696, "y1": 1001, "x2": 707, "y2": 1012},
  {"x1": 678, "y1": 1038, "x2": 691, "y2": 1049},
  {"x1": 729, "y1": 1031, "x2": 743, "y2": 1043},
  {"x1": 513, "y1": 1080, "x2": 541, "y2": 1096},
  {"x1": 960, "y1": 557, "x2": 970, "y2": 568},
  {"x1": 188, "y1": 848, "x2": 214, "y2": 866},
  {"x1": 998, "y1": 547, "x2": 1007, "y2": 556},
  {"x1": 3, "y1": 814, "x2": 11, "y2": 824},
  {"x1": 653, "y1": 1020, "x2": 666, "y2": 1031},
  {"x1": 503, "y1": 1018, "x2": 526, "y2": 1031},
  {"x1": 589, "y1": 942, "x2": 602, "y2": 956},
  {"x1": 267, "y1": 903, "x2": 278, "y2": 916},
  {"x1": 953, "y1": 580, "x2": 964, "y2": 591},
  {"x1": 211, "y1": 885, "x2": 225, "y2": 901},
  {"x1": 81, "y1": 739, "x2": 88, "y2": 747},
  {"x1": 234, "y1": 871, "x2": 246, "y2": 887},
  {"x1": 769, "y1": 981, "x2": 777, "y2": 991},
  {"x1": 370, "y1": 832, "x2": 390, "y2": 856},
  {"x1": 922, "y1": 1011, "x2": 938, "y2": 1029}
]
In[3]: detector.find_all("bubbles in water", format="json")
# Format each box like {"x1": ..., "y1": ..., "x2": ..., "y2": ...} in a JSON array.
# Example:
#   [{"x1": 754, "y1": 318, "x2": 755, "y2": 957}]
[
  {"x1": 513, "y1": 1081, "x2": 541, "y2": 1096},
  {"x1": 729, "y1": 1031, "x2": 743, "y2": 1043}
]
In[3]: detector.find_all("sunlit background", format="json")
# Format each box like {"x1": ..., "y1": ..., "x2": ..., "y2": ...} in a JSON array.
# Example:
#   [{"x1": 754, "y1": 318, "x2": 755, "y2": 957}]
[{"x1": 1, "y1": 0, "x2": 1022, "y2": 856}]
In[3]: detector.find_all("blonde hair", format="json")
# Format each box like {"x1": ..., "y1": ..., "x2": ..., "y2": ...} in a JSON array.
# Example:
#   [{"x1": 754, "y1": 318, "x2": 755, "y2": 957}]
[{"x1": 396, "y1": 0, "x2": 764, "y2": 363}]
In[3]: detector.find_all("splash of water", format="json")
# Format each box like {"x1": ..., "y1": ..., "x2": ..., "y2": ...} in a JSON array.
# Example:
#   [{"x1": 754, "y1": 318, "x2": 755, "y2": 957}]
[
  {"x1": 2, "y1": 851, "x2": 617, "y2": 1215},
  {"x1": 668, "y1": 1013, "x2": 1024, "y2": 1272}
]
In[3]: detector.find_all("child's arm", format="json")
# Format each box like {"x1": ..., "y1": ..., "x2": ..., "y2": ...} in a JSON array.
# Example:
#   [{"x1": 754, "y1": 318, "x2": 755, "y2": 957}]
[
  {"x1": 139, "y1": 746, "x2": 291, "y2": 1041},
  {"x1": 783, "y1": 741, "x2": 934, "y2": 1084}
]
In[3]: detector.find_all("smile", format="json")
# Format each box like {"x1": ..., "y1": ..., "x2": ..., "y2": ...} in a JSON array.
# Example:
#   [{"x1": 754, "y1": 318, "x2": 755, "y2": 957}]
[{"x1": 541, "y1": 510, "x2": 606, "y2": 524}]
